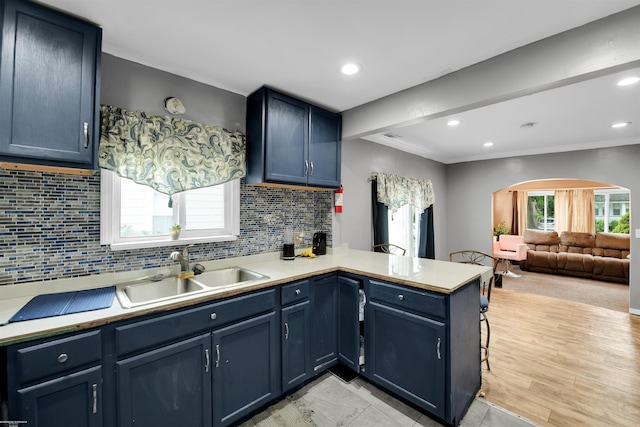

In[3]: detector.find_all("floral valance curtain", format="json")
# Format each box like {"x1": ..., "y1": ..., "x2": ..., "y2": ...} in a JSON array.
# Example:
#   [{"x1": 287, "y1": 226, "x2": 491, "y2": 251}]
[
  {"x1": 372, "y1": 172, "x2": 435, "y2": 212},
  {"x1": 99, "y1": 105, "x2": 246, "y2": 195}
]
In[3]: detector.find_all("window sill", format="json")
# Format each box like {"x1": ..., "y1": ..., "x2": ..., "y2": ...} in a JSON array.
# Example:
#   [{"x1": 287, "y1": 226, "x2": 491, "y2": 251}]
[{"x1": 107, "y1": 235, "x2": 238, "y2": 251}]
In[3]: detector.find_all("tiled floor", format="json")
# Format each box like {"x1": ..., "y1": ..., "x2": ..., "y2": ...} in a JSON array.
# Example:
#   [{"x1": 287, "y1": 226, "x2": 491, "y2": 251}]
[{"x1": 246, "y1": 372, "x2": 539, "y2": 427}]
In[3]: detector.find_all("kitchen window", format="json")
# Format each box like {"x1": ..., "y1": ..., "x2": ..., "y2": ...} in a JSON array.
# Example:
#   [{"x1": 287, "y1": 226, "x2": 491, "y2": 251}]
[{"x1": 100, "y1": 169, "x2": 239, "y2": 250}]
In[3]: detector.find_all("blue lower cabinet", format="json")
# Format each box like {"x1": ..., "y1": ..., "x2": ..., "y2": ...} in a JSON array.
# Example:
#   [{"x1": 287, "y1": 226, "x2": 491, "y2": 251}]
[
  {"x1": 4, "y1": 275, "x2": 480, "y2": 427},
  {"x1": 17, "y1": 366, "x2": 102, "y2": 427},
  {"x1": 367, "y1": 301, "x2": 446, "y2": 419},
  {"x1": 310, "y1": 275, "x2": 338, "y2": 371},
  {"x1": 212, "y1": 311, "x2": 279, "y2": 427},
  {"x1": 337, "y1": 275, "x2": 361, "y2": 371},
  {"x1": 116, "y1": 334, "x2": 212, "y2": 427},
  {"x1": 281, "y1": 300, "x2": 311, "y2": 392}
]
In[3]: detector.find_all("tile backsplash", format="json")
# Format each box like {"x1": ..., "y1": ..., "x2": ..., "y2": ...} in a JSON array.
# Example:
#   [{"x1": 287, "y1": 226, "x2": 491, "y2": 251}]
[{"x1": 0, "y1": 170, "x2": 332, "y2": 285}]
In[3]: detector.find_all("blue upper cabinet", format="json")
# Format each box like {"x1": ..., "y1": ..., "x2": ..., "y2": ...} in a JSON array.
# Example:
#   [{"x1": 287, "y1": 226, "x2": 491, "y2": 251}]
[
  {"x1": 246, "y1": 87, "x2": 342, "y2": 189},
  {"x1": 0, "y1": 0, "x2": 102, "y2": 170}
]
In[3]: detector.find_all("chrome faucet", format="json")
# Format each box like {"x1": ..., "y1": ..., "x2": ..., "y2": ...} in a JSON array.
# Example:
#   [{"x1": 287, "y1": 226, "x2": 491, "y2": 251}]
[{"x1": 170, "y1": 245, "x2": 192, "y2": 271}]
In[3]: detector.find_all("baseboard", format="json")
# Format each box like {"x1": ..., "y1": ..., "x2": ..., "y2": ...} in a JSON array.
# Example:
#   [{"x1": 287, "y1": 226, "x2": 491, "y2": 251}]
[{"x1": 629, "y1": 307, "x2": 640, "y2": 316}]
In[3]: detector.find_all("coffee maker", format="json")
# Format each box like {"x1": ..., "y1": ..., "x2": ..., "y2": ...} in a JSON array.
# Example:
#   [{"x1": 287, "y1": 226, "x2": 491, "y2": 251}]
[{"x1": 312, "y1": 232, "x2": 326, "y2": 255}]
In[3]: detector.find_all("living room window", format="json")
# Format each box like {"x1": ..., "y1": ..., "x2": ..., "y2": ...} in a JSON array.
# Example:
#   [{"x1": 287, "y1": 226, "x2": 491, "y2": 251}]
[
  {"x1": 595, "y1": 190, "x2": 630, "y2": 233},
  {"x1": 527, "y1": 191, "x2": 555, "y2": 230},
  {"x1": 100, "y1": 169, "x2": 240, "y2": 250}
]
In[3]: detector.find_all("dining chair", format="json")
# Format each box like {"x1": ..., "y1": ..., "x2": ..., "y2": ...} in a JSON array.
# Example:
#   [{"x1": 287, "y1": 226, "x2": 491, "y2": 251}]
[
  {"x1": 372, "y1": 243, "x2": 407, "y2": 256},
  {"x1": 449, "y1": 250, "x2": 498, "y2": 370}
]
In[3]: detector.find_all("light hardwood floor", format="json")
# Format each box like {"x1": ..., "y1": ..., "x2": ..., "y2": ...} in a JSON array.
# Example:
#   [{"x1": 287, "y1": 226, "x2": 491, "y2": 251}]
[{"x1": 482, "y1": 287, "x2": 640, "y2": 426}]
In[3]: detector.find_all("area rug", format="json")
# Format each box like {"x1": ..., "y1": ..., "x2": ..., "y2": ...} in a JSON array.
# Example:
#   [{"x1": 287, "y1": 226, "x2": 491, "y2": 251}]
[
  {"x1": 500, "y1": 265, "x2": 629, "y2": 313},
  {"x1": 241, "y1": 397, "x2": 316, "y2": 427}
]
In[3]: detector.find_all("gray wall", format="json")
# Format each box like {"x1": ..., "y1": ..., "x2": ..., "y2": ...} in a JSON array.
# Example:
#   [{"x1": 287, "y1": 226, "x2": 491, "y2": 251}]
[
  {"x1": 338, "y1": 138, "x2": 448, "y2": 258},
  {"x1": 446, "y1": 145, "x2": 640, "y2": 312},
  {"x1": 101, "y1": 53, "x2": 246, "y2": 131}
]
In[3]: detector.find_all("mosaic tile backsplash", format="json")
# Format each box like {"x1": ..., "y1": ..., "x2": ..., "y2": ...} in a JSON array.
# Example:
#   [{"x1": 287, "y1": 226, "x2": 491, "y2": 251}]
[{"x1": 0, "y1": 170, "x2": 332, "y2": 286}]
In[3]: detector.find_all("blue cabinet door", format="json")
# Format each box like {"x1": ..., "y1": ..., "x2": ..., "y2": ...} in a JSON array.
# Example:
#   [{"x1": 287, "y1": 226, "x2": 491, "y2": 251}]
[
  {"x1": 0, "y1": 0, "x2": 101, "y2": 169},
  {"x1": 310, "y1": 274, "x2": 338, "y2": 371},
  {"x1": 264, "y1": 91, "x2": 309, "y2": 185},
  {"x1": 308, "y1": 106, "x2": 341, "y2": 188},
  {"x1": 367, "y1": 301, "x2": 446, "y2": 419},
  {"x1": 281, "y1": 299, "x2": 311, "y2": 392},
  {"x1": 116, "y1": 334, "x2": 212, "y2": 427},
  {"x1": 212, "y1": 311, "x2": 278, "y2": 427},
  {"x1": 337, "y1": 275, "x2": 360, "y2": 371},
  {"x1": 18, "y1": 366, "x2": 102, "y2": 427}
]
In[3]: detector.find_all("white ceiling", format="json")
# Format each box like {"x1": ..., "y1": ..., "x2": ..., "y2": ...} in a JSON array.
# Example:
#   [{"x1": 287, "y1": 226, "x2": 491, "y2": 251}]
[{"x1": 38, "y1": 0, "x2": 640, "y2": 164}]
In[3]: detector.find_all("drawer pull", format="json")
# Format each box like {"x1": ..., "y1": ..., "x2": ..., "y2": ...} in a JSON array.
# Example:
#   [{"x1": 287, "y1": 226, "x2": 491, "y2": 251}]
[
  {"x1": 398, "y1": 294, "x2": 404, "y2": 301},
  {"x1": 295, "y1": 289, "x2": 301, "y2": 295},
  {"x1": 210, "y1": 313, "x2": 217, "y2": 320},
  {"x1": 57, "y1": 353, "x2": 68, "y2": 363}
]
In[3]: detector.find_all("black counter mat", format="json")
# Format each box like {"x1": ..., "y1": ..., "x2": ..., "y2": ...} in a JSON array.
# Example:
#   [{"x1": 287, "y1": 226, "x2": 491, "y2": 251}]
[{"x1": 9, "y1": 286, "x2": 116, "y2": 323}]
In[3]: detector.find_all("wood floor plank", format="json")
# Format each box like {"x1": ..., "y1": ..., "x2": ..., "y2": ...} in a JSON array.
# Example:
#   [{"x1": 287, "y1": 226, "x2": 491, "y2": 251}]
[{"x1": 481, "y1": 283, "x2": 640, "y2": 427}]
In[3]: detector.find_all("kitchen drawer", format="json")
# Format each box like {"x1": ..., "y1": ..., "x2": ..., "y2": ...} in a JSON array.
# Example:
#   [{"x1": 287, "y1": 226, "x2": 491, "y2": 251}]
[
  {"x1": 115, "y1": 288, "x2": 276, "y2": 356},
  {"x1": 281, "y1": 280, "x2": 310, "y2": 306},
  {"x1": 368, "y1": 280, "x2": 446, "y2": 319},
  {"x1": 14, "y1": 330, "x2": 102, "y2": 384}
]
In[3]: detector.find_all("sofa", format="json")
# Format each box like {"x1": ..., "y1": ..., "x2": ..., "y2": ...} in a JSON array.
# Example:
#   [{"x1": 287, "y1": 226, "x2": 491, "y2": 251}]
[{"x1": 520, "y1": 229, "x2": 630, "y2": 284}]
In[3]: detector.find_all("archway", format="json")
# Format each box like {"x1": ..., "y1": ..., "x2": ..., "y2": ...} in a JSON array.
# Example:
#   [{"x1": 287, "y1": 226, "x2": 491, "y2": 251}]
[{"x1": 491, "y1": 178, "x2": 631, "y2": 311}]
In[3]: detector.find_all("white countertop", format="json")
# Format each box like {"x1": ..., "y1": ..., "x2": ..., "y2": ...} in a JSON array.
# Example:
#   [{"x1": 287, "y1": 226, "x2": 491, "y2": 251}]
[{"x1": 0, "y1": 247, "x2": 491, "y2": 346}]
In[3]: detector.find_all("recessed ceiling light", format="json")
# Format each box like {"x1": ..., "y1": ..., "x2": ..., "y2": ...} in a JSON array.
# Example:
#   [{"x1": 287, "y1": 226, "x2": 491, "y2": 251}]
[
  {"x1": 483, "y1": 142, "x2": 494, "y2": 147},
  {"x1": 617, "y1": 76, "x2": 640, "y2": 86},
  {"x1": 340, "y1": 63, "x2": 360, "y2": 75},
  {"x1": 611, "y1": 122, "x2": 631, "y2": 128},
  {"x1": 447, "y1": 119, "x2": 461, "y2": 126}
]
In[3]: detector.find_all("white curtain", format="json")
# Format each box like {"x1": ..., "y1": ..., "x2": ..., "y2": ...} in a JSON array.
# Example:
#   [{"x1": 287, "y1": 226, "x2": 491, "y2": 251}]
[{"x1": 555, "y1": 189, "x2": 595, "y2": 233}]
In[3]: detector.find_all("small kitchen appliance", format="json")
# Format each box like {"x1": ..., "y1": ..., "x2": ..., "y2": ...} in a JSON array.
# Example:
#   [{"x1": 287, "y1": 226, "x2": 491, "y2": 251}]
[
  {"x1": 282, "y1": 227, "x2": 295, "y2": 260},
  {"x1": 312, "y1": 232, "x2": 327, "y2": 255}
]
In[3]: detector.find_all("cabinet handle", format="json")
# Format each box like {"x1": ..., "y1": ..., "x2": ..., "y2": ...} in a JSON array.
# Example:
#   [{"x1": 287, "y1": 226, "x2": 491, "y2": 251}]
[
  {"x1": 398, "y1": 294, "x2": 404, "y2": 301},
  {"x1": 83, "y1": 122, "x2": 89, "y2": 148},
  {"x1": 284, "y1": 322, "x2": 289, "y2": 340},
  {"x1": 215, "y1": 344, "x2": 220, "y2": 368},
  {"x1": 295, "y1": 289, "x2": 300, "y2": 295},
  {"x1": 92, "y1": 383, "x2": 97, "y2": 414},
  {"x1": 304, "y1": 160, "x2": 309, "y2": 176},
  {"x1": 309, "y1": 161, "x2": 314, "y2": 176},
  {"x1": 205, "y1": 349, "x2": 210, "y2": 372},
  {"x1": 437, "y1": 337, "x2": 442, "y2": 360},
  {"x1": 57, "y1": 353, "x2": 68, "y2": 363}
]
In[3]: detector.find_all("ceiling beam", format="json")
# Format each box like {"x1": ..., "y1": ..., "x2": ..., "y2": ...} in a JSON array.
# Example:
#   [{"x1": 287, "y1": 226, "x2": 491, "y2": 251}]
[{"x1": 341, "y1": 5, "x2": 640, "y2": 141}]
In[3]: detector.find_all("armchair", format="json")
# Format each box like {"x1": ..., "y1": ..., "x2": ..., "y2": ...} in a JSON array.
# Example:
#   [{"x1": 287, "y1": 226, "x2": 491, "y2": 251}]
[{"x1": 492, "y1": 234, "x2": 527, "y2": 277}]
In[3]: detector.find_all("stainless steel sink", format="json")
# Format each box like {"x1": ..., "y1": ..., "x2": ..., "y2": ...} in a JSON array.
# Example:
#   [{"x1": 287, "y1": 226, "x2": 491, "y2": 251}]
[
  {"x1": 191, "y1": 267, "x2": 269, "y2": 289},
  {"x1": 117, "y1": 276, "x2": 207, "y2": 308}
]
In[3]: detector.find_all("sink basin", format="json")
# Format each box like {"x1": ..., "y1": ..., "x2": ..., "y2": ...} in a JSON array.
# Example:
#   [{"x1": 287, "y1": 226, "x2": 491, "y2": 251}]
[
  {"x1": 192, "y1": 267, "x2": 269, "y2": 289},
  {"x1": 117, "y1": 277, "x2": 207, "y2": 308}
]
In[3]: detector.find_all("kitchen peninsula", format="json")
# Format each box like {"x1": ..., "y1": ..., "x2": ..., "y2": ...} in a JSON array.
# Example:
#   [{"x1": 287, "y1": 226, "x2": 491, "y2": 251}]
[{"x1": 0, "y1": 248, "x2": 490, "y2": 427}]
